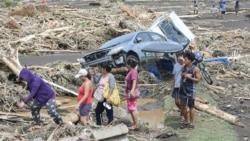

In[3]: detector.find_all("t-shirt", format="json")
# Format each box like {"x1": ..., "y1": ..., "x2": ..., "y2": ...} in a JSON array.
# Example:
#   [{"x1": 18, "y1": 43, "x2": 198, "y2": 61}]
[
  {"x1": 211, "y1": 7, "x2": 217, "y2": 14},
  {"x1": 125, "y1": 69, "x2": 138, "y2": 93},
  {"x1": 172, "y1": 63, "x2": 183, "y2": 88},
  {"x1": 77, "y1": 85, "x2": 93, "y2": 104}
]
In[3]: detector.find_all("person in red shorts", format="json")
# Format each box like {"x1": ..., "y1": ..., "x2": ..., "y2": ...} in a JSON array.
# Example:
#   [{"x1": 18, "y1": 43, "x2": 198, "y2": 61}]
[{"x1": 125, "y1": 59, "x2": 139, "y2": 130}]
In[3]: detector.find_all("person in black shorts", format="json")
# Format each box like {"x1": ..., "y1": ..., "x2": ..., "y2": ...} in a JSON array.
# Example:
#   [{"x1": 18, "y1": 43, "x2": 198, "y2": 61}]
[
  {"x1": 179, "y1": 51, "x2": 201, "y2": 130},
  {"x1": 172, "y1": 53, "x2": 185, "y2": 121}
]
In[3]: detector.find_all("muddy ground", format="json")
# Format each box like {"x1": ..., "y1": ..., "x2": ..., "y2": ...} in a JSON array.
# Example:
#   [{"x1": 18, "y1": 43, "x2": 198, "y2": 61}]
[{"x1": 1, "y1": 0, "x2": 250, "y2": 140}]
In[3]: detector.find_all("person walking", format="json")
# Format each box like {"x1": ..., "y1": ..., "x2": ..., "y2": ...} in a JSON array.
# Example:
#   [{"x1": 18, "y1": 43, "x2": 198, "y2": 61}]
[
  {"x1": 172, "y1": 53, "x2": 185, "y2": 122},
  {"x1": 235, "y1": 0, "x2": 240, "y2": 16},
  {"x1": 125, "y1": 59, "x2": 139, "y2": 130},
  {"x1": 193, "y1": 0, "x2": 199, "y2": 14},
  {"x1": 75, "y1": 69, "x2": 94, "y2": 126},
  {"x1": 211, "y1": 5, "x2": 217, "y2": 17},
  {"x1": 18, "y1": 68, "x2": 63, "y2": 131},
  {"x1": 94, "y1": 63, "x2": 115, "y2": 126},
  {"x1": 179, "y1": 52, "x2": 201, "y2": 130},
  {"x1": 219, "y1": 0, "x2": 226, "y2": 19}
]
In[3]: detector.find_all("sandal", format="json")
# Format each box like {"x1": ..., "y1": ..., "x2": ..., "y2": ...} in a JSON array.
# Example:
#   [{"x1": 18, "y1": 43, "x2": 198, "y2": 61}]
[
  {"x1": 180, "y1": 123, "x2": 189, "y2": 129},
  {"x1": 27, "y1": 125, "x2": 41, "y2": 132},
  {"x1": 188, "y1": 124, "x2": 195, "y2": 130}
]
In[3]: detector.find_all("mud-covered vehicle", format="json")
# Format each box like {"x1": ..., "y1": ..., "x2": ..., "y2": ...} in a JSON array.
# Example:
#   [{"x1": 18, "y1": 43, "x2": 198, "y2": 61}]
[{"x1": 78, "y1": 12, "x2": 194, "y2": 68}]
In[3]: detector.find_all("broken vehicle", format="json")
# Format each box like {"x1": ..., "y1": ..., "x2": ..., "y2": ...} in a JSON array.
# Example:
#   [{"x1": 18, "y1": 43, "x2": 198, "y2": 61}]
[{"x1": 78, "y1": 12, "x2": 194, "y2": 68}]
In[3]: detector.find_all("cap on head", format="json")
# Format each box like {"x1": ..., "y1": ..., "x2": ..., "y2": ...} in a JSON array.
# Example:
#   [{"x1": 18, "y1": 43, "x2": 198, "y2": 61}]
[{"x1": 75, "y1": 69, "x2": 88, "y2": 78}]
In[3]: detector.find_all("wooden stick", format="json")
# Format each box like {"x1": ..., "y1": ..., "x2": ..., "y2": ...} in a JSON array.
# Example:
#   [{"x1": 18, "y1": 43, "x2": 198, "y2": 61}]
[
  {"x1": 233, "y1": 97, "x2": 250, "y2": 100},
  {"x1": 66, "y1": 13, "x2": 105, "y2": 24},
  {"x1": 27, "y1": 66, "x2": 53, "y2": 70},
  {"x1": 117, "y1": 83, "x2": 157, "y2": 87},
  {"x1": 47, "y1": 127, "x2": 58, "y2": 141},
  {"x1": 0, "y1": 111, "x2": 50, "y2": 119}
]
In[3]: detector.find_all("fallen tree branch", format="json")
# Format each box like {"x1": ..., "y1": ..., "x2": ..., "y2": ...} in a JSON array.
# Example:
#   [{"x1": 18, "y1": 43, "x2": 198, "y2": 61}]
[
  {"x1": 43, "y1": 79, "x2": 78, "y2": 96},
  {"x1": 195, "y1": 102, "x2": 244, "y2": 127},
  {"x1": 233, "y1": 97, "x2": 250, "y2": 100},
  {"x1": 66, "y1": 13, "x2": 105, "y2": 24},
  {"x1": 0, "y1": 111, "x2": 50, "y2": 120}
]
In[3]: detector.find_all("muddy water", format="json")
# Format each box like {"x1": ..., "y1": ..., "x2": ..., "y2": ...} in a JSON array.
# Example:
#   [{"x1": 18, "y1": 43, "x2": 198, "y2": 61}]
[
  {"x1": 121, "y1": 98, "x2": 165, "y2": 130},
  {"x1": 15, "y1": 96, "x2": 165, "y2": 130},
  {"x1": 138, "y1": 109, "x2": 164, "y2": 130}
]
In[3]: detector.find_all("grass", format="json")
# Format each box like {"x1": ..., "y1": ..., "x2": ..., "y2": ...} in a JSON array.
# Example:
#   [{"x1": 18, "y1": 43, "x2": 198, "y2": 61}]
[
  {"x1": 0, "y1": 0, "x2": 20, "y2": 8},
  {"x1": 163, "y1": 83, "x2": 238, "y2": 141}
]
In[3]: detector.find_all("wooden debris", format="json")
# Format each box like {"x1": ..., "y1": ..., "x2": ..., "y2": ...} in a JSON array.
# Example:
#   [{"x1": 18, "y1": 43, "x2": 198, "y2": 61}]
[
  {"x1": 4, "y1": 19, "x2": 21, "y2": 29},
  {"x1": 8, "y1": 4, "x2": 38, "y2": 17},
  {"x1": 195, "y1": 102, "x2": 244, "y2": 127}
]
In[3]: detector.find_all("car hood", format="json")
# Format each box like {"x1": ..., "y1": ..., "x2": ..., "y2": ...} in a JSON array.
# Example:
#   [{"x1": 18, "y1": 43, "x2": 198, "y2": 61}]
[{"x1": 148, "y1": 12, "x2": 195, "y2": 49}]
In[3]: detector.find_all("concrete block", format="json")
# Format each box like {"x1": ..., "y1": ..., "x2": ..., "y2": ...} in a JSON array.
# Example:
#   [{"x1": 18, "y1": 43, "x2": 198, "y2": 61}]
[
  {"x1": 92, "y1": 124, "x2": 129, "y2": 140},
  {"x1": 58, "y1": 137, "x2": 79, "y2": 141},
  {"x1": 33, "y1": 137, "x2": 44, "y2": 141}
]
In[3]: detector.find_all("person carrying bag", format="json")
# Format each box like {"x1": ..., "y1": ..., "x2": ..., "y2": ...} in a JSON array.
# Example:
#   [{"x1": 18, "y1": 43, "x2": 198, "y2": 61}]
[{"x1": 93, "y1": 63, "x2": 119, "y2": 125}]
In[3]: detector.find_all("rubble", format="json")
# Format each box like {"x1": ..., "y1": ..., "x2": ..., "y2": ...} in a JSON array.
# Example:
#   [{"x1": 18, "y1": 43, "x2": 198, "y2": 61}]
[{"x1": 0, "y1": 0, "x2": 250, "y2": 141}]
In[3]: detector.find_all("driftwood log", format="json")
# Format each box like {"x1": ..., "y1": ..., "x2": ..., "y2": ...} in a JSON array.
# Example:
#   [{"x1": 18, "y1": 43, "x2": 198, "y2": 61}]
[{"x1": 195, "y1": 102, "x2": 244, "y2": 127}]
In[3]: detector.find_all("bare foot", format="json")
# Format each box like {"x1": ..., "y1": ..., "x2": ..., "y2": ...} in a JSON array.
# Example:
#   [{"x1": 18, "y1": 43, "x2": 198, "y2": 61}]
[
  {"x1": 27, "y1": 125, "x2": 41, "y2": 132},
  {"x1": 128, "y1": 125, "x2": 139, "y2": 130}
]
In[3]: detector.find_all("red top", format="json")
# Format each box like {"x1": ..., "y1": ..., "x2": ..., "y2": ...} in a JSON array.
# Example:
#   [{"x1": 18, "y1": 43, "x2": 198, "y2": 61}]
[{"x1": 77, "y1": 85, "x2": 93, "y2": 104}]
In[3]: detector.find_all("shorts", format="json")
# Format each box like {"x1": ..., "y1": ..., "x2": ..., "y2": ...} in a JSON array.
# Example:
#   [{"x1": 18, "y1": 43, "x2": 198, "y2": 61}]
[
  {"x1": 221, "y1": 11, "x2": 226, "y2": 14},
  {"x1": 180, "y1": 98, "x2": 195, "y2": 108},
  {"x1": 79, "y1": 103, "x2": 92, "y2": 116},
  {"x1": 194, "y1": 7, "x2": 198, "y2": 11},
  {"x1": 127, "y1": 99, "x2": 137, "y2": 113},
  {"x1": 172, "y1": 88, "x2": 180, "y2": 99}
]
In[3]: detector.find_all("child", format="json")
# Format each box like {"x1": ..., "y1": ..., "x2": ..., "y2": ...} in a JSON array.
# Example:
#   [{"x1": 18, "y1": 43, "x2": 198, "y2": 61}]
[
  {"x1": 18, "y1": 68, "x2": 63, "y2": 131},
  {"x1": 211, "y1": 5, "x2": 217, "y2": 16}
]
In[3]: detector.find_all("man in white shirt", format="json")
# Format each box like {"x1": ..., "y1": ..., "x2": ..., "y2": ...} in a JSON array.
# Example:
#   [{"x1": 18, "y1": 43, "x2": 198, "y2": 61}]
[{"x1": 172, "y1": 53, "x2": 185, "y2": 121}]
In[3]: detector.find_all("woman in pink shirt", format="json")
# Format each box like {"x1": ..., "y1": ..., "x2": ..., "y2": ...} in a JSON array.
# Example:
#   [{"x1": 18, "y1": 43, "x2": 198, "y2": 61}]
[
  {"x1": 75, "y1": 69, "x2": 94, "y2": 125},
  {"x1": 125, "y1": 59, "x2": 139, "y2": 130}
]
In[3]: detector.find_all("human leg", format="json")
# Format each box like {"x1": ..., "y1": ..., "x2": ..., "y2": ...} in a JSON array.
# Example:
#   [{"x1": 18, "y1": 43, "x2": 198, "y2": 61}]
[
  {"x1": 46, "y1": 98, "x2": 63, "y2": 125},
  {"x1": 30, "y1": 100, "x2": 43, "y2": 126},
  {"x1": 129, "y1": 110, "x2": 139, "y2": 129},
  {"x1": 79, "y1": 103, "x2": 92, "y2": 125},
  {"x1": 127, "y1": 99, "x2": 138, "y2": 129},
  {"x1": 188, "y1": 99, "x2": 195, "y2": 129},
  {"x1": 105, "y1": 105, "x2": 114, "y2": 124},
  {"x1": 95, "y1": 102, "x2": 105, "y2": 125}
]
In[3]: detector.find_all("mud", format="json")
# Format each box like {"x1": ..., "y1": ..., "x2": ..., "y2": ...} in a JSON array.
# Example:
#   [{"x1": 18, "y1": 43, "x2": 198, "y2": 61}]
[{"x1": 1, "y1": 0, "x2": 250, "y2": 140}]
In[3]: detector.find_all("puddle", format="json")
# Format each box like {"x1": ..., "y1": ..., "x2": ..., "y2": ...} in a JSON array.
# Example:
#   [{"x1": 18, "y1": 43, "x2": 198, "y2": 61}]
[
  {"x1": 138, "y1": 109, "x2": 165, "y2": 130},
  {"x1": 121, "y1": 98, "x2": 165, "y2": 131}
]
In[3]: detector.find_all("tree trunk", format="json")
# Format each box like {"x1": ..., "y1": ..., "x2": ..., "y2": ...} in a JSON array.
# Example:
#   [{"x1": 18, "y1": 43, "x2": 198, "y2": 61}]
[{"x1": 195, "y1": 102, "x2": 244, "y2": 127}]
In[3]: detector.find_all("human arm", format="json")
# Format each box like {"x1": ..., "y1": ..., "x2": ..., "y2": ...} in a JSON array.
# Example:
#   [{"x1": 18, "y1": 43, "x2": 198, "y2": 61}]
[
  {"x1": 18, "y1": 82, "x2": 40, "y2": 108},
  {"x1": 184, "y1": 67, "x2": 201, "y2": 83},
  {"x1": 106, "y1": 74, "x2": 115, "y2": 103},
  {"x1": 93, "y1": 74, "x2": 102, "y2": 84}
]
